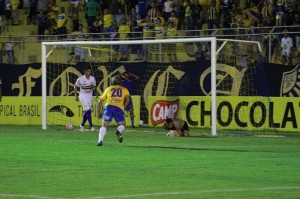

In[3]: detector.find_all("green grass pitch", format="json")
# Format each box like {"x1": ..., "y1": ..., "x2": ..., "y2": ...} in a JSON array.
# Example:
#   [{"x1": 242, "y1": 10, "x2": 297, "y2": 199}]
[{"x1": 0, "y1": 126, "x2": 300, "y2": 199}]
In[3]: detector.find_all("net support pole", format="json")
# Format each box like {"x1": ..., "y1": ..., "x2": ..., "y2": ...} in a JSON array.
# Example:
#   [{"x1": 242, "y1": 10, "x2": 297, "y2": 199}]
[
  {"x1": 211, "y1": 37, "x2": 217, "y2": 136},
  {"x1": 42, "y1": 43, "x2": 47, "y2": 130}
]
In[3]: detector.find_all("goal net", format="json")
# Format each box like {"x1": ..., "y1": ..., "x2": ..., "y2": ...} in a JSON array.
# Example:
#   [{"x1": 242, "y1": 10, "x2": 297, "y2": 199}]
[{"x1": 42, "y1": 37, "x2": 273, "y2": 136}]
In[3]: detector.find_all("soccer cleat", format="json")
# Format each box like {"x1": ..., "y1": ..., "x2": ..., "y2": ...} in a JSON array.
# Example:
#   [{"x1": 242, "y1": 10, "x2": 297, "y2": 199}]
[
  {"x1": 116, "y1": 131, "x2": 123, "y2": 143},
  {"x1": 96, "y1": 141, "x2": 103, "y2": 146},
  {"x1": 80, "y1": 125, "x2": 84, "y2": 132},
  {"x1": 91, "y1": 127, "x2": 96, "y2": 132}
]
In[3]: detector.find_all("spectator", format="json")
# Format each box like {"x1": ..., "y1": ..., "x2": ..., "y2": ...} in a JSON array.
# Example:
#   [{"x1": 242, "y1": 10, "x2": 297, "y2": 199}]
[
  {"x1": 106, "y1": 20, "x2": 119, "y2": 60},
  {"x1": 280, "y1": 54, "x2": 292, "y2": 65},
  {"x1": 146, "y1": 0, "x2": 153, "y2": 11},
  {"x1": 68, "y1": 24, "x2": 88, "y2": 62},
  {"x1": 130, "y1": 6, "x2": 138, "y2": 21},
  {"x1": 118, "y1": 17, "x2": 131, "y2": 61},
  {"x1": 108, "y1": 0, "x2": 120, "y2": 16},
  {"x1": 11, "y1": 0, "x2": 19, "y2": 25},
  {"x1": 164, "y1": 118, "x2": 190, "y2": 137},
  {"x1": 71, "y1": 11, "x2": 80, "y2": 32},
  {"x1": 155, "y1": 10, "x2": 166, "y2": 26},
  {"x1": 102, "y1": 8, "x2": 113, "y2": 32},
  {"x1": 115, "y1": 8, "x2": 126, "y2": 26},
  {"x1": 89, "y1": 18, "x2": 102, "y2": 39},
  {"x1": 23, "y1": 0, "x2": 30, "y2": 14},
  {"x1": 153, "y1": 17, "x2": 165, "y2": 61},
  {"x1": 132, "y1": 13, "x2": 144, "y2": 60},
  {"x1": 5, "y1": 0, "x2": 12, "y2": 26},
  {"x1": 195, "y1": 44, "x2": 209, "y2": 61},
  {"x1": 85, "y1": 0, "x2": 100, "y2": 28},
  {"x1": 260, "y1": 0, "x2": 272, "y2": 23},
  {"x1": 47, "y1": 0, "x2": 59, "y2": 25},
  {"x1": 220, "y1": 0, "x2": 233, "y2": 20},
  {"x1": 281, "y1": 30, "x2": 293, "y2": 61},
  {"x1": 166, "y1": 21, "x2": 178, "y2": 62},
  {"x1": 157, "y1": 0, "x2": 164, "y2": 11},
  {"x1": 183, "y1": 0, "x2": 191, "y2": 31},
  {"x1": 5, "y1": 35, "x2": 16, "y2": 64},
  {"x1": 207, "y1": 0, "x2": 219, "y2": 32},
  {"x1": 263, "y1": 14, "x2": 274, "y2": 27},
  {"x1": 173, "y1": 0, "x2": 184, "y2": 30},
  {"x1": 140, "y1": 15, "x2": 154, "y2": 60},
  {"x1": 285, "y1": 5, "x2": 296, "y2": 29},
  {"x1": 68, "y1": 0, "x2": 80, "y2": 18},
  {"x1": 148, "y1": 2, "x2": 159, "y2": 23},
  {"x1": 163, "y1": 0, "x2": 174, "y2": 21},
  {"x1": 27, "y1": 0, "x2": 38, "y2": 25},
  {"x1": 57, "y1": 7, "x2": 68, "y2": 39},
  {"x1": 190, "y1": 0, "x2": 203, "y2": 34},
  {"x1": 37, "y1": 9, "x2": 48, "y2": 41},
  {"x1": 168, "y1": 10, "x2": 178, "y2": 29},
  {"x1": 38, "y1": 0, "x2": 47, "y2": 11},
  {"x1": 138, "y1": 0, "x2": 147, "y2": 19},
  {"x1": 274, "y1": 4, "x2": 286, "y2": 27}
]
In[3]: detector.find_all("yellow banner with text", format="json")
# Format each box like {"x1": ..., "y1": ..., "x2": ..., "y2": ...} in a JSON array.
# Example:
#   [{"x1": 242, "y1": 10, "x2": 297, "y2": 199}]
[
  {"x1": 0, "y1": 96, "x2": 140, "y2": 127},
  {"x1": 148, "y1": 96, "x2": 300, "y2": 132}
]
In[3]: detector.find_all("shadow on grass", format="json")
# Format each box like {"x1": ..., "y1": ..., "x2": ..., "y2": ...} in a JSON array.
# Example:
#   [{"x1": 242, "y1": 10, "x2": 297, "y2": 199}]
[{"x1": 127, "y1": 145, "x2": 250, "y2": 152}]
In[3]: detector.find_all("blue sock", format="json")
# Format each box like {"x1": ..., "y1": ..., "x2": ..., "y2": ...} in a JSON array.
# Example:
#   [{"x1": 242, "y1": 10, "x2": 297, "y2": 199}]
[
  {"x1": 130, "y1": 115, "x2": 134, "y2": 127},
  {"x1": 86, "y1": 109, "x2": 93, "y2": 127},
  {"x1": 81, "y1": 111, "x2": 87, "y2": 126}
]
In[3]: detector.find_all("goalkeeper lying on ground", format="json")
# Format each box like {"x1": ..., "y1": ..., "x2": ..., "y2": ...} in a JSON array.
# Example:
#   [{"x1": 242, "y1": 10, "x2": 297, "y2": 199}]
[{"x1": 163, "y1": 118, "x2": 190, "y2": 137}]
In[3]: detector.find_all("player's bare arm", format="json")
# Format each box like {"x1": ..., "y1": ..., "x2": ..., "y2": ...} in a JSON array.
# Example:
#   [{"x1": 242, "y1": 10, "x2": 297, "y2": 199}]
[
  {"x1": 74, "y1": 85, "x2": 79, "y2": 101},
  {"x1": 97, "y1": 98, "x2": 105, "y2": 119},
  {"x1": 129, "y1": 72, "x2": 140, "y2": 80},
  {"x1": 124, "y1": 95, "x2": 131, "y2": 108}
]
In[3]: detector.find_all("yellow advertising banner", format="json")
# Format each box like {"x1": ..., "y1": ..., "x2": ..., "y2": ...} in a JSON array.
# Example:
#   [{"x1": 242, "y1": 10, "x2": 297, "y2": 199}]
[
  {"x1": 0, "y1": 96, "x2": 140, "y2": 127},
  {"x1": 148, "y1": 96, "x2": 300, "y2": 132}
]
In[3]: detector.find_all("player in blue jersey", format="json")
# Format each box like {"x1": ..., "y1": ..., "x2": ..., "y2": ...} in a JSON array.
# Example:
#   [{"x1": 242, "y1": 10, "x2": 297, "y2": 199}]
[
  {"x1": 97, "y1": 76, "x2": 131, "y2": 146},
  {"x1": 74, "y1": 66, "x2": 98, "y2": 132},
  {"x1": 120, "y1": 71, "x2": 140, "y2": 128}
]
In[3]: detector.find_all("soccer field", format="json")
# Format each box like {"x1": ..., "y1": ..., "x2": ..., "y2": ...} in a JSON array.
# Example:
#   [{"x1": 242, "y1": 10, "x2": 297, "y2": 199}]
[{"x1": 0, "y1": 126, "x2": 300, "y2": 199}]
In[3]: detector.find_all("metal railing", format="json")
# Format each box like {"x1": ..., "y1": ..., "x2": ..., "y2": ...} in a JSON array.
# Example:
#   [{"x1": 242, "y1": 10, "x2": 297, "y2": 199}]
[{"x1": 0, "y1": 25, "x2": 299, "y2": 64}]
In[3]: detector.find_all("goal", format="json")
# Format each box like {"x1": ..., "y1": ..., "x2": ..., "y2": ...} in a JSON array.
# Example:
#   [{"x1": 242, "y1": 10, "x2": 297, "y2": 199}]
[
  {"x1": 42, "y1": 38, "x2": 217, "y2": 134},
  {"x1": 42, "y1": 37, "x2": 272, "y2": 136}
]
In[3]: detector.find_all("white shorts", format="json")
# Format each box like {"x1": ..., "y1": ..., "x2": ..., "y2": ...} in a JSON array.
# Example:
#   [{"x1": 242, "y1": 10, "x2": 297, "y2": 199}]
[
  {"x1": 75, "y1": 47, "x2": 86, "y2": 59},
  {"x1": 80, "y1": 97, "x2": 92, "y2": 111}
]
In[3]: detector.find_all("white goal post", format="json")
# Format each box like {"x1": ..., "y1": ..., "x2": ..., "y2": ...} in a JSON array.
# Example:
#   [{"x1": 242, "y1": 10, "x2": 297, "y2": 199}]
[{"x1": 41, "y1": 37, "x2": 218, "y2": 135}]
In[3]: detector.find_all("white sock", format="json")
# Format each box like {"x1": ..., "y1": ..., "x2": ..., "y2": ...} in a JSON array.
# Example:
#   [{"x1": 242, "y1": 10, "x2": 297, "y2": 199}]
[
  {"x1": 98, "y1": 126, "x2": 107, "y2": 143},
  {"x1": 117, "y1": 125, "x2": 125, "y2": 134}
]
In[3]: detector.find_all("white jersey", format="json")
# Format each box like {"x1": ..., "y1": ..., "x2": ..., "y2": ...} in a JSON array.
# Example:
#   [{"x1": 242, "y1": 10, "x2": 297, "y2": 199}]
[
  {"x1": 75, "y1": 75, "x2": 96, "y2": 99},
  {"x1": 281, "y1": 36, "x2": 293, "y2": 56}
]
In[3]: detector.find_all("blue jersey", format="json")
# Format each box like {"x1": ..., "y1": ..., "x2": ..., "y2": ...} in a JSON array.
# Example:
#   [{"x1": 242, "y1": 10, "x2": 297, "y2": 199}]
[{"x1": 121, "y1": 78, "x2": 136, "y2": 94}]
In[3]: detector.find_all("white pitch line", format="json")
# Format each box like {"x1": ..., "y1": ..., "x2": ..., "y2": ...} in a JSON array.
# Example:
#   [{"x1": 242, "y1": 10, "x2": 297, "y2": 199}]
[
  {"x1": 0, "y1": 193, "x2": 67, "y2": 199},
  {"x1": 2, "y1": 186, "x2": 299, "y2": 199},
  {"x1": 85, "y1": 186, "x2": 300, "y2": 199}
]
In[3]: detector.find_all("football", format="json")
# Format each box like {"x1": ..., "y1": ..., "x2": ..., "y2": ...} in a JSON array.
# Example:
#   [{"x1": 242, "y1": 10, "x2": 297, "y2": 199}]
[
  {"x1": 66, "y1": 123, "x2": 74, "y2": 130},
  {"x1": 166, "y1": 130, "x2": 178, "y2": 137}
]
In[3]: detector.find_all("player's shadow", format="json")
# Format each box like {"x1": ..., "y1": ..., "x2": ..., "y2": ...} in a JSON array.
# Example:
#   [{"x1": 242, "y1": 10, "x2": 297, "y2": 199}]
[{"x1": 127, "y1": 146, "x2": 250, "y2": 152}]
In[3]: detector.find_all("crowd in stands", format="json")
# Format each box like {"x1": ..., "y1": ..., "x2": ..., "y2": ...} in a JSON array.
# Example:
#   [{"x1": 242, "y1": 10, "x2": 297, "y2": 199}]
[{"x1": 0, "y1": 0, "x2": 299, "y2": 64}]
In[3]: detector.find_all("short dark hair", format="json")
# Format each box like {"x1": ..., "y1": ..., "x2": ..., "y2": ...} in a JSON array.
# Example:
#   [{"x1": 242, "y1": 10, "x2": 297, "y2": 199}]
[
  {"x1": 165, "y1": 118, "x2": 173, "y2": 124},
  {"x1": 85, "y1": 66, "x2": 92, "y2": 71}
]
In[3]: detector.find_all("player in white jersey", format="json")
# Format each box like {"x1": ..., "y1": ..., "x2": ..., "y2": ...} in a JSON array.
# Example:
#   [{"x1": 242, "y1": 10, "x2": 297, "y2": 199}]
[{"x1": 74, "y1": 66, "x2": 98, "y2": 131}]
